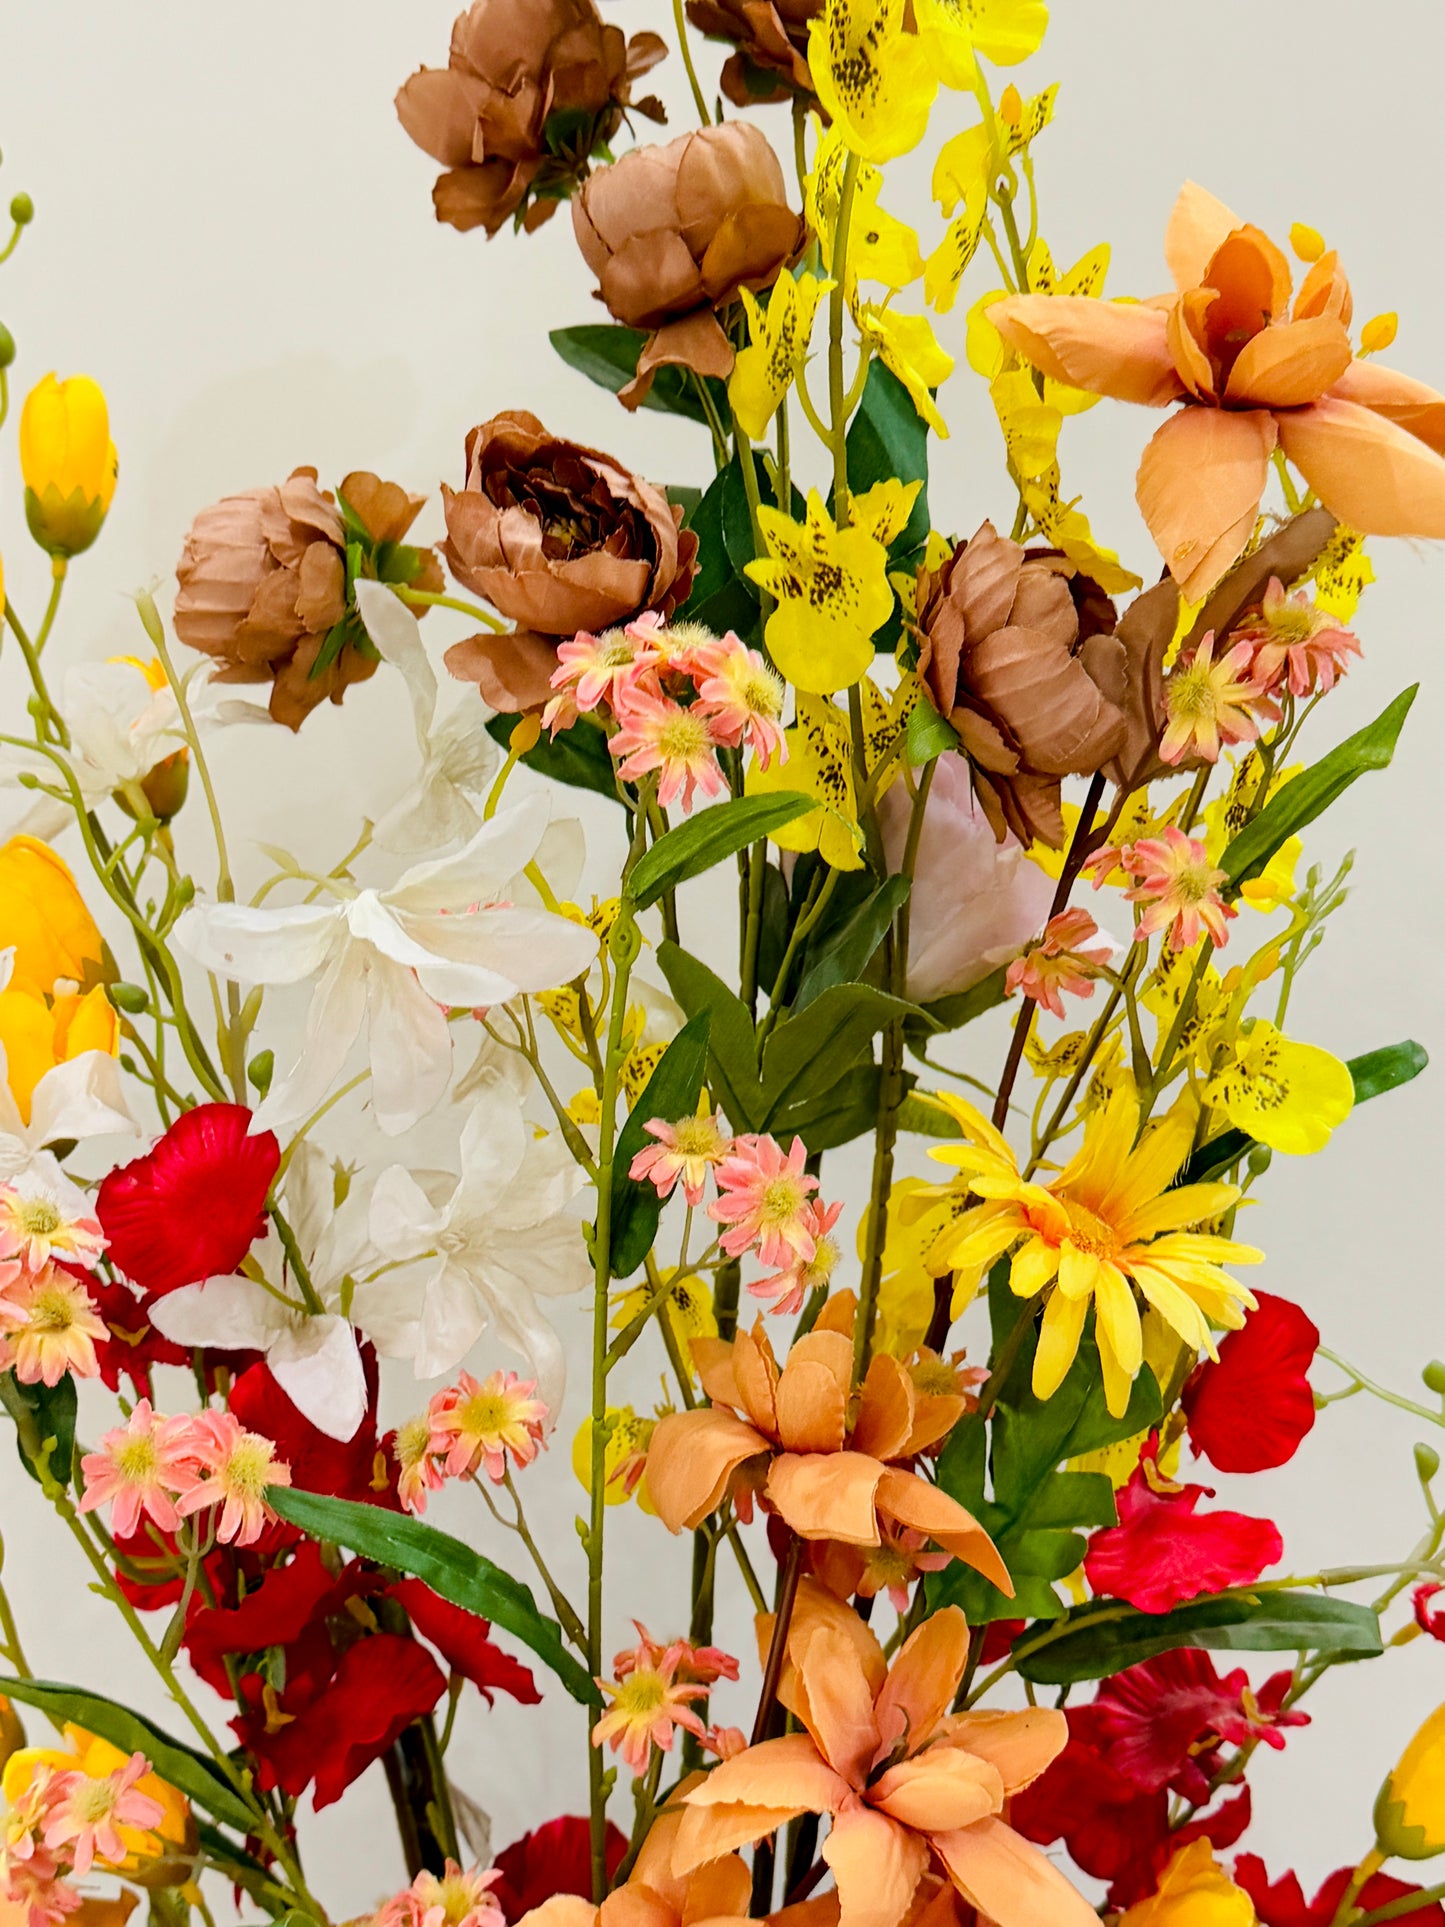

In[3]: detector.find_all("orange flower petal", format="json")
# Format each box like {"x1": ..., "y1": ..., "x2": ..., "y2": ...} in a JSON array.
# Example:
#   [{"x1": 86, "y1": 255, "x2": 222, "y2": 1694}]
[
  {"x1": 1201, "y1": 226, "x2": 1293, "y2": 337},
  {"x1": 851, "y1": 1354, "x2": 916, "y2": 1462},
  {"x1": 693, "y1": 1336, "x2": 742, "y2": 1409},
  {"x1": 1223, "y1": 316, "x2": 1353, "y2": 409},
  {"x1": 790, "y1": 1623, "x2": 882, "y2": 1784},
  {"x1": 873, "y1": 1606, "x2": 972, "y2": 1759},
  {"x1": 1276, "y1": 396, "x2": 1445, "y2": 537},
  {"x1": 874, "y1": 1468, "x2": 1014, "y2": 1596},
  {"x1": 932, "y1": 1814, "x2": 1098, "y2": 1927},
  {"x1": 678, "y1": 1735, "x2": 846, "y2": 1855},
  {"x1": 988, "y1": 297, "x2": 1186, "y2": 407},
  {"x1": 821, "y1": 1807, "x2": 928, "y2": 1927},
  {"x1": 767, "y1": 1450, "x2": 883, "y2": 1545},
  {"x1": 1166, "y1": 290, "x2": 1219, "y2": 402},
  {"x1": 517, "y1": 1898, "x2": 596, "y2": 1927},
  {"x1": 780, "y1": 1577, "x2": 889, "y2": 1712},
  {"x1": 677, "y1": 1855, "x2": 752, "y2": 1920},
  {"x1": 645, "y1": 1408, "x2": 770, "y2": 1531},
  {"x1": 870, "y1": 1748, "x2": 1003, "y2": 1831},
  {"x1": 672, "y1": 1798, "x2": 805, "y2": 1872},
  {"x1": 1294, "y1": 250, "x2": 1353, "y2": 326},
  {"x1": 1164, "y1": 181, "x2": 1242, "y2": 292},
  {"x1": 1330, "y1": 358, "x2": 1445, "y2": 455},
  {"x1": 1135, "y1": 405, "x2": 1277, "y2": 599},
  {"x1": 938, "y1": 1707, "x2": 1068, "y2": 1795},
  {"x1": 775, "y1": 1332, "x2": 852, "y2": 1453},
  {"x1": 733, "y1": 1324, "x2": 781, "y2": 1437}
]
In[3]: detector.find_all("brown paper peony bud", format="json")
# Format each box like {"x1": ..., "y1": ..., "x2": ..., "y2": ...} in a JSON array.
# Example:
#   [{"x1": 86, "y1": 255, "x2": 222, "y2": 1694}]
[
  {"x1": 685, "y1": 0, "x2": 821, "y2": 107},
  {"x1": 441, "y1": 411, "x2": 698, "y2": 713},
  {"x1": 916, "y1": 521, "x2": 1128, "y2": 849},
  {"x1": 395, "y1": 0, "x2": 667, "y2": 239},
  {"x1": 174, "y1": 469, "x2": 441, "y2": 731},
  {"x1": 572, "y1": 121, "x2": 806, "y2": 408}
]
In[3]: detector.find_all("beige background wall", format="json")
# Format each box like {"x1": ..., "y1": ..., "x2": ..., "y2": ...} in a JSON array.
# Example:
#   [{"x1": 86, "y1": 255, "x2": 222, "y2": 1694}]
[{"x1": 0, "y1": 0, "x2": 1441, "y2": 1908}]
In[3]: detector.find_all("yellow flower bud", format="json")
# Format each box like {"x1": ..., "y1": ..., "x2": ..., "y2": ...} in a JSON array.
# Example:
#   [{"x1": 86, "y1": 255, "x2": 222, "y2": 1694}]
[
  {"x1": 1377, "y1": 1700, "x2": 1445, "y2": 1858},
  {"x1": 19, "y1": 372, "x2": 118, "y2": 559},
  {"x1": 0, "y1": 835, "x2": 105, "y2": 998},
  {"x1": 1362, "y1": 311, "x2": 1400, "y2": 355},
  {"x1": 1290, "y1": 221, "x2": 1326, "y2": 262},
  {"x1": 0, "y1": 984, "x2": 118, "y2": 1124},
  {"x1": 1119, "y1": 1840, "x2": 1256, "y2": 1925}
]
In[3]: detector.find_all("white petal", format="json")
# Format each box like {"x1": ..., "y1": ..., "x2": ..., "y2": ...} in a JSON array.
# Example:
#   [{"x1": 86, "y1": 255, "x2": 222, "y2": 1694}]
[
  {"x1": 477, "y1": 1269, "x2": 569, "y2": 1411},
  {"x1": 364, "y1": 951, "x2": 454, "y2": 1135},
  {"x1": 369, "y1": 1164, "x2": 450, "y2": 1258},
  {"x1": 280, "y1": 1140, "x2": 333, "y2": 1264},
  {"x1": 455, "y1": 1081, "x2": 529, "y2": 1196},
  {"x1": 528, "y1": 812, "x2": 586, "y2": 903},
  {"x1": 353, "y1": 579, "x2": 436, "y2": 740},
  {"x1": 150, "y1": 1275, "x2": 291, "y2": 1349},
  {"x1": 414, "y1": 1260, "x2": 490, "y2": 1379},
  {"x1": 255, "y1": 946, "x2": 368, "y2": 1132},
  {"x1": 174, "y1": 901, "x2": 344, "y2": 986},
  {"x1": 372, "y1": 769, "x2": 484, "y2": 857},
  {"x1": 383, "y1": 794, "x2": 552, "y2": 915},
  {"x1": 408, "y1": 905, "x2": 598, "y2": 1003},
  {"x1": 28, "y1": 1053, "x2": 136, "y2": 1148},
  {"x1": 268, "y1": 1315, "x2": 369, "y2": 1441}
]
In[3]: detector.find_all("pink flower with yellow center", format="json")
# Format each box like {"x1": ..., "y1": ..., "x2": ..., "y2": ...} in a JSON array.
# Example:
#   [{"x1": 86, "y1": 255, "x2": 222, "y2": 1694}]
[
  {"x1": 693, "y1": 636, "x2": 788, "y2": 768},
  {"x1": 374, "y1": 1860, "x2": 505, "y2": 1927},
  {"x1": 9, "y1": 1267, "x2": 106, "y2": 1387},
  {"x1": 1232, "y1": 575, "x2": 1363, "y2": 698},
  {"x1": 78, "y1": 1400, "x2": 204, "y2": 1540},
  {"x1": 709, "y1": 1134, "x2": 819, "y2": 1268},
  {"x1": 748, "y1": 1197, "x2": 844, "y2": 1317},
  {"x1": 0, "y1": 1178, "x2": 105, "y2": 1274},
  {"x1": 628, "y1": 1105, "x2": 732, "y2": 1208},
  {"x1": 174, "y1": 1410, "x2": 291, "y2": 1547},
  {"x1": 544, "y1": 625, "x2": 661, "y2": 733},
  {"x1": 392, "y1": 1413, "x2": 447, "y2": 1517},
  {"x1": 1159, "y1": 629, "x2": 1273, "y2": 765},
  {"x1": 592, "y1": 1629, "x2": 713, "y2": 1775},
  {"x1": 856, "y1": 1525, "x2": 952, "y2": 1612},
  {"x1": 3, "y1": 1767, "x2": 65, "y2": 1879},
  {"x1": 612, "y1": 1623, "x2": 740, "y2": 1688},
  {"x1": 1005, "y1": 908, "x2": 1113, "y2": 1021},
  {"x1": 42, "y1": 1754, "x2": 163, "y2": 1878},
  {"x1": 429, "y1": 1369, "x2": 548, "y2": 1484},
  {"x1": 609, "y1": 681, "x2": 726, "y2": 811},
  {"x1": 1119, "y1": 826, "x2": 1237, "y2": 951}
]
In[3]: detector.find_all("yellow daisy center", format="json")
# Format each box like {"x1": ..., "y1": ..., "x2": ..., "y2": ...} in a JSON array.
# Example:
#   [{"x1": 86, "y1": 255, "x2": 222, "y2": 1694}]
[
  {"x1": 16, "y1": 1200, "x2": 62, "y2": 1236},
  {"x1": 657, "y1": 712, "x2": 711, "y2": 762},
  {"x1": 70, "y1": 1776, "x2": 119, "y2": 1824},
  {"x1": 612, "y1": 1669, "x2": 668, "y2": 1720},
  {"x1": 1166, "y1": 663, "x2": 1218, "y2": 724},
  {"x1": 114, "y1": 1434, "x2": 160, "y2": 1484},
  {"x1": 1264, "y1": 602, "x2": 1321, "y2": 643},
  {"x1": 671, "y1": 1117, "x2": 723, "y2": 1159},
  {"x1": 760, "y1": 1176, "x2": 808, "y2": 1227},
  {"x1": 1060, "y1": 1203, "x2": 1122, "y2": 1261},
  {"x1": 223, "y1": 1438, "x2": 276, "y2": 1498},
  {"x1": 455, "y1": 1391, "x2": 513, "y2": 1439},
  {"x1": 28, "y1": 1284, "x2": 80, "y2": 1332}
]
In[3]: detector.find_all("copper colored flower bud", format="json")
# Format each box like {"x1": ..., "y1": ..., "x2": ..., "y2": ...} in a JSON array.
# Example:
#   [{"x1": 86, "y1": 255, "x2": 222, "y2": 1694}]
[
  {"x1": 395, "y1": 0, "x2": 667, "y2": 239},
  {"x1": 685, "y1": 0, "x2": 821, "y2": 107},
  {"x1": 441, "y1": 411, "x2": 698, "y2": 712},
  {"x1": 916, "y1": 521, "x2": 1128, "y2": 849},
  {"x1": 572, "y1": 121, "x2": 806, "y2": 407}
]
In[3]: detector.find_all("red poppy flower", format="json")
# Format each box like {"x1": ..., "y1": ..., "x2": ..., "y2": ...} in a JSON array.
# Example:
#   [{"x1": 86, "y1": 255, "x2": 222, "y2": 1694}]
[
  {"x1": 1094, "y1": 1649, "x2": 1308, "y2": 1800},
  {"x1": 97, "y1": 1104, "x2": 279, "y2": 1296},
  {"x1": 1235, "y1": 1854, "x2": 1445, "y2": 1926},
  {"x1": 387, "y1": 1579, "x2": 540, "y2": 1706},
  {"x1": 1183, "y1": 1292, "x2": 1319, "y2": 1473},
  {"x1": 491, "y1": 1816, "x2": 627, "y2": 1922},
  {"x1": 1084, "y1": 1445, "x2": 1283, "y2": 1614},
  {"x1": 184, "y1": 1540, "x2": 374, "y2": 1696}
]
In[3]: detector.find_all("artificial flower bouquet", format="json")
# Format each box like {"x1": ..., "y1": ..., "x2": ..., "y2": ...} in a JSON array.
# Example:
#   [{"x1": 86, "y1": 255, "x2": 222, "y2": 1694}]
[{"x1": 1, "y1": 2, "x2": 1443, "y2": 1923}]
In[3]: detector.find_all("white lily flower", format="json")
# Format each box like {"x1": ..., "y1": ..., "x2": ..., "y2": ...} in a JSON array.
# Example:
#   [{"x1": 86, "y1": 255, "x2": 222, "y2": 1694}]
[
  {"x1": 173, "y1": 795, "x2": 598, "y2": 1135},
  {"x1": 365, "y1": 1073, "x2": 589, "y2": 1404},
  {"x1": 150, "y1": 1142, "x2": 373, "y2": 1441},
  {"x1": 0, "y1": 1046, "x2": 136, "y2": 1204},
  {"x1": 353, "y1": 580, "x2": 500, "y2": 853}
]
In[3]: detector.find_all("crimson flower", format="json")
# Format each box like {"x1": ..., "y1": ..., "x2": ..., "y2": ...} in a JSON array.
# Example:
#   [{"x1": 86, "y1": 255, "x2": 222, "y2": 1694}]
[
  {"x1": 491, "y1": 1817, "x2": 627, "y2": 1922},
  {"x1": 1183, "y1": 1291, "x2": 1319, "y2": 1473},
  {"x1": 1416, "y1": 1582, "x2": 1445, "y2": 1641},
  {"x1": 1093, "y1": 1648, "x2": 1307, "y2": 1801},
  {"x1": 388, "y1": 1579, "x2": 539, "y2": 1705},
  {"x1": 97, "y1": 1104, "x2": 279, "y2": 1296},
  {"x1": 1235, "y1": 1854, "x2": 1445, "y2": 1926},
  {"x1": 86, "y1": 1270, "x2": 190, "y2": 1397},
  {"x1": 1084, "y1": 1444, "x2": 1283, "y2": 1614}
]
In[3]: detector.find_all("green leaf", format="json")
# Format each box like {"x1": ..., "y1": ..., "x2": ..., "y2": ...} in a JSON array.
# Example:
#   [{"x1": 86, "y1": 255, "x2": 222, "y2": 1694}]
[
  {"x1": 0, "y1": 1677, "x2": 256, "y2": 1832},
  {"x1": 794, "y1": 876, "x2": 910, "y2": 1009},
  {"x1": 549, "y1": 324, "x2": 732, "y2": 431},
  {"x1": 844, "y1": 361, "x2": 931, "y2": 558},
  {"x1": 760, "y1": 984, "x2": 919, "y2": 1124},
  {"x1": 1222, "y1": 685, "x2": 1417, "y2": 892},
  {"x1": 268, "y1": 1489, "x2": 599, "y2": 1706},
  {"x1": 629, "y1": 794, "x2": 816, "y2": 910},
  {"x1": 657, "y1": 942, "x2": 765, "y2": 1131},
  {"x1": 905, "y1": 701, "x2": 959, "y2": 766},
  {"x1": 609, "y1": 1012, "x2": 711, "y2": 1278},
  {"x1": 0, "y1": 1371, "x2": 76, "y2": 1489},
  {"x1": 1015, "y1": 1590, "x2": 1383, "y2": 1685},
  {"x1": 485, "y1": 711, "x2": 620, "y2": 804},
  {"x1": 905, "y1": 967, "x2": 1010, "y2": 1052},
  {"x1": 767, "y1": 1064, "x2": 916, "y2": 1154},
  {"x1": 678, "y1": 455, "x2": 763, "y2": 641}
]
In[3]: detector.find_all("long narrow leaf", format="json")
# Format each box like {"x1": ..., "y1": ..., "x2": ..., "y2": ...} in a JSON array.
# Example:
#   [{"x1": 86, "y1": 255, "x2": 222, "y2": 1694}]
[{"x1": 629, "y1": 794, "x2": 815, "y2": 909}]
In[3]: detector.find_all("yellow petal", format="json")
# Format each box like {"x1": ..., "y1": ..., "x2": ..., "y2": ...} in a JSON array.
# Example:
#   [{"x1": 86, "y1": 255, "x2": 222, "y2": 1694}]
[{"x1": 1205, "y1": 1020, "x2": 1355, "y2": 1156}]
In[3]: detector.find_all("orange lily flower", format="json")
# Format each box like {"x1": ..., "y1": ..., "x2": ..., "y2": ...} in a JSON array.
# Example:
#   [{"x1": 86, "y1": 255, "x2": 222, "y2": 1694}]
[
  {"x1": 989, "y1": 182, "x2": 1445, "y2": 599},
  {"x1": 644, "y1": 1317, "x2": 1011, "y2": 1595},
  {"x1": 672, "y1": 1581, "x2": 1096, "y2": 1927},
  {"x1": 513, "y1": 1807, "x2": 757, "y2": 1927}
]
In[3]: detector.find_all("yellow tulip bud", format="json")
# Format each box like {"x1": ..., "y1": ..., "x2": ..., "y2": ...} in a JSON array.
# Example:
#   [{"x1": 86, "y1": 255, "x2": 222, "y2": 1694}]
[
  {"x1": 19, "y1": 372, "x2": 118, "y2": 559},
  {"x1": 1119, "y1": 1840, "x2": 1256, "y2": 1925},
  {"x1": 1377, "y1": 1700, "x2": 1445, "y2": 1858},
  {"x1": 0, "y1": 984, "x2": 118, "y2": 1124},
  {"x1": 0, "y1": 835, "x2": 105, "y2": 998},
  {"x1": 1362, "y1": 311, "x2": 1400, "y2": 354},
  {"x1": 1290, "y1": 221, "x2": 1326, "y2": 262}
]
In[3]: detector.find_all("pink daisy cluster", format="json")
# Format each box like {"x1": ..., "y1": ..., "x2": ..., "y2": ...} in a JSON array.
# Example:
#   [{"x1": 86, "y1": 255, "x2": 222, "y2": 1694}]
[
  {"x1": 1230, "y1": 575, "x2": 1363, "y2": 699},
  {"x1": 1, "y1": 1751, "x2": 163, "y2": 1927},
  {"x1": 79, "y1": 1403, "x2": 291, "y2": 1549},
  {"x1": 592, "y1": 1623, "x2": 742, "y2": 1775},
  {"x1": 373, "y1": 1861, "x2": 506, "y2": 1927},
  {"x1": 544, "y1": 612, "x2": 787, "y2": 811},
  {"x1": 392, "y1": 1369, "x2": 548, "y2": 1517},
  {"x1": 0, "y1": 1175, "x2": 109, "y2": 1389},
  {"x1": 1006, "y1": 908, "x2": 1113, "y2": 1020},
  {"x1": 1090, "y1": 826, "x2": 1238, "y2": 952}
]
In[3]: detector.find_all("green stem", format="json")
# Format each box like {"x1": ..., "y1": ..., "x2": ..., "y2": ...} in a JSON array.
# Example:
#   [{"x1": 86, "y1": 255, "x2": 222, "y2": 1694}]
[
  {"x1": 826, "y1": 152, "x2": 862, "y2": 528},
  {"x1": 4, "y1": 601, "x2": 68, "y2": 745},
  {"x1": 33, "y1": 565, "x2": 65, "y2": 655},
  {"x1": 395, "y1": 585, "x2": 505, "y2": 630},
  {"x1": 670, "y1": 0, "x2": 711, "y2": 124}
]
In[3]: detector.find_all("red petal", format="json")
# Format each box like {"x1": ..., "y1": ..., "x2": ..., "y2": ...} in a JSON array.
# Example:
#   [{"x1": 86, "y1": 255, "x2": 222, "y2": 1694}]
[
  {"x1": 1175, "y1": 1781, "x2": 1251, "y2": 1849},
  {"x1": 97, "y1": 1104, "x2": 279, "y2": 1296},
  {"x1": 491, "y1": 1816, "x2": 627, "y2": 1922},
  {"x1": 1094, "y1": 1649, "x2": 1246, "y2": 1794},
  {"x1": 228, "y1": 1356, "x2": 390, "y2": 1506},
  {"x1": 1084, "y1": 1464, "x2": 1283, "y2": 1615},
  {"x1": 1183, "y1": 1291, "x2": 1319, "y2": 1473},
  {"x1": 183, "y1": 1542, "x2": 373, "y2": 1696},
  {"x1": 1236, "y1": 1856, "x2": 1445, "y2": 1927},
  {"x1": 387, "y1": 1579, "x2": 540, "y2": 1706},
  {"x1": 1008, "y1": 1707, "x2": 1169, "y2": 1905},
  {"x1": 87, "y1": 1271, "x2": 190, "y2": 1397}
]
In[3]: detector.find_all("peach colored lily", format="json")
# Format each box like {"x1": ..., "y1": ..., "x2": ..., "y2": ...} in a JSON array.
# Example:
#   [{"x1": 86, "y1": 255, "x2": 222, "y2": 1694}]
[
  {"x1": 990, "y1": 182, "x2": 1445, "y2": 599},
  {"x1": 644, "y1": 1319, "x2": 1010, "y2": 1594},
  {"x1": 673, "y1": 1582, "x2": 1096, "y2": 1927},
  {"x1": 516, "y1": 1809, "x2": 755, "y2": 1927}
]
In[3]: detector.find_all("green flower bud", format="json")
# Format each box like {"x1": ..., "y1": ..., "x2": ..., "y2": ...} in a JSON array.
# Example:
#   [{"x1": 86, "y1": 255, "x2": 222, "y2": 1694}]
[
  {"x1": 0, "y1": 324, "x2": 15, "y2": 371},
  {"x1": 1424, "y1": 1360, "x2": 1445, "y2": 1397},
  {"x1": 108, "y1": 982, "x2": 150, "y2": 1015},
  {"x1": 1416, "y1": 1443, "x2": 1441, "y2": 1486},
  {"x1": 9, "y1": 193, "x2": 33, "y2": 226},
  {"x1": 247, "y1": 1050, "x2": 275, "y2": 1098}
]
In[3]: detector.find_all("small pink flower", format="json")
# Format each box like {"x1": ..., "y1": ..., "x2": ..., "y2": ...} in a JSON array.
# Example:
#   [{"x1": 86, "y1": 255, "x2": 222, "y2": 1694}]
[
  {"x1": 374, "y1": 1861, "x2": 505, "y2": 1927},
  {"x1": 748, "y1": 1197, "x2": 844, "y2": 1317},
  {"x1": 544, "y1": 625, "x2": 661, "y2": 732},
  {"x1": 703, "y1": 1725, "x2": 748, "y2": 1761},
  {"x1": 78, "y1": 1400, "x2": 205, "y2": 1540},
  {"x1": 0, "y1": 1178, "x2": 105, "y2": 1273},
  {"x1": 609, "y1": 681, "x2": 726, "y2": 811},
  {"x1": 43, "y1": 1754, "x2": 164, "y2": 1878},
  {"x1": 709, "y1": 1134, "x2": 819, "y2": 1268},
  {"x1": 612, "y1": 1623, "x2": 739, "y2": 1687},
  {"x1": 1118, "y1": 826, "x2": 1237, "y2": 951},
  {"x1": 9, "y1": 1267, "x2": 106, "y2": 1386},
  {"x1": 174, "y1": 1410, "x2": 291, "y2": 1547},
  {"x1": 628, "y1": 1107, "x2": 732, "y2": 1208},
  {"x1": 1233, "y1": 576, "x2": 1362, "y2": 699},
  {"x1": 1160, "y1": 629, "x2": 1275, "y2": 765},
  {"x1": 692, "y1": 635, "x2": 788, "y2": 768},
  {"x1": 592, "y1": 1626, "x2": 713, "y2": 1775},
  {"x1": 392, "y1": 1413, "x2": 448, "y2": 1517},
  {"x1": 429, "y1": 1370, "x2": 548, "y2": 1484},
  {"x1": 1005, "y1": 908, "x2": 1112, "y2": 1020},
  {"x1": 2, "y1": 1863, "x2": 81, "y2": 1927}
]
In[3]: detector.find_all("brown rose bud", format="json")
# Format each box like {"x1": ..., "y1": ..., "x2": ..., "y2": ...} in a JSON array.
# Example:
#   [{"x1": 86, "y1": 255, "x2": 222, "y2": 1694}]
[
  {"x1": 572, "y1": 121, "x2": 806, "y2": 407},
  {"x1": 916, "y1": 521, "x2": 1128, "y2": 849},
  {"x1": 442, "y1": 411, "x2": 698, "y2": 712},
  {"x1": 685, "y1": 0, "x2": 820, "y2": 107},
  {"x1": 174, "y1": 469, "x2": 440, "y2": 731},
  {"x1": 395, "y1": 0, "x2": 668, "y2": 240}
]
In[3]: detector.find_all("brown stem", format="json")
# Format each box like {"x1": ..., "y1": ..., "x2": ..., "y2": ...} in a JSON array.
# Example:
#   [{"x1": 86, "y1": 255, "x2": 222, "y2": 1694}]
[{"x1": 752, "y1": 1534, "x2": 806, "y2": 1745}]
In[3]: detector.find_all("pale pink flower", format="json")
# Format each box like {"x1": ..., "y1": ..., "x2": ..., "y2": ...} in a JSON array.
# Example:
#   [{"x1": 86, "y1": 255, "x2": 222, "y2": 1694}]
[
  {"x1": 43, "y1": 1754, "x2": 163, "y2": 1878},
  {"x1": 374, "y1": 1861, "x2": 505, "y2": 1927},
  {"x1": 544, "y1": 624, "x2": 661, "y2": 732},
  {"x1": 693, "y1": 635, "x2": 788, "y2": 768},
  {"x1": 9, "y1": 1267, "x2": 105, "y2": 1386},
  {"x1": 1233, "y1": 576, "x2": 1362, "y2": 699},
  {"x1": 175, "y1": 1410, "x2": 291, "y2": 1547},
  {"x1": 1119, "y1": 826, "x2": 1237, "y2": 951},
  {"x1": 392, "y1": 1413, "x2": 448, "y2": 1517},
  {"x1": 1005, "y1": 908, "x2": 1112, "y2": 1021},
  {"x1": 609, "y1": 682, "x2": 726, "y2": 811},
  {"x1": 2, "y1": 1768, "x2": 65, "y2": 1882},
  {"x1": 429, "y1": 1369, "x2": 548, "y2": 1484},
  {"x1": 628, "y1": 1106, "x2": 732, "y2": 1208},
  {"x1": 709, "y1": 1134, "x2": 819, "y2": 1268},
  {"x1": 1, "y1": 1863, "x2": 81, "y2": 1927},
  {"x1": 78, "y1": 1400, "x2": 204, "y2": 1540},
  {"x1": 1160, "y1": 629, "x2": 1274, "y2": 765},
  {"x1": 748, "y1": 1197, "x2": 844, "y2": 1317},
  {"x1": 0, "y1": 1177, "x2": 105, "y2": 1273},
  {"x1": 592, "y1": 1627, "x2": 712, "y2": 1774},
  {"x1": 856, "y1": 1526, "x2": 951, "y2": 1612}
]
